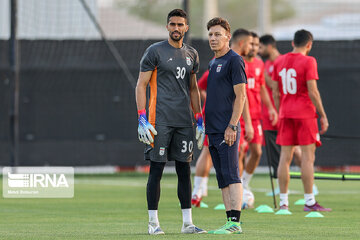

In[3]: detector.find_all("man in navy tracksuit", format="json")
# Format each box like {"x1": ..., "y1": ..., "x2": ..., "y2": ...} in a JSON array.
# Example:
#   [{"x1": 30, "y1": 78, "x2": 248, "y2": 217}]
[{"x1": 205, "y1": 17, "x2": 247, "y2": 234}]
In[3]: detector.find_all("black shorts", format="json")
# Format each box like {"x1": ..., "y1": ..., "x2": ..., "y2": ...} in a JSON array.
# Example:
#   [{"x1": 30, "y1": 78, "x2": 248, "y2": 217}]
[
  {"x1": 144, "y1": 126, "x2": 194, "y2": 163},
  {"x1": 208, "y1": 132, "x2": 241, "y2": 189},
  {"x1": 264, "y1": 130, "x2": 280, "y2": 178}
]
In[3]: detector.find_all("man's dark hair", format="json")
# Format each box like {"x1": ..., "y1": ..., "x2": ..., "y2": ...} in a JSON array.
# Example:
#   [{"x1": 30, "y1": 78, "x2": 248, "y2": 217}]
[
  {"x1": 231, "y1": 28, "x2": 250, "y2": 44},
  {"x1": 251, "y1": 31, "x2": 258, "y2": 38},
  {"x1": 207, "y1": 17, "x2": 231, "y2": 33},
  {"x1": 167, "y1": 9, "x2": 187, "y2": 23},
  {"x1": 293, "y1": 29, "x2": 313, "y2": 47},
  {"x1": 260, "y1": 34, "x2": 276, "y2": 47}
]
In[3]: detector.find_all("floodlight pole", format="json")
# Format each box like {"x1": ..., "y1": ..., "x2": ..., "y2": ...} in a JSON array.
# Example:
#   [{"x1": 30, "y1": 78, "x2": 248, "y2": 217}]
[
  {"x1": 183, "y1": 0, "x2": 190, "y2": 44},
  {"x1": 9, "y1": 0, "x2": 20, "y2": 167},
  {"x1": 203, "y1": 0, "x2": 218, "y2": 39},
  {"x1": 258, "y1": 0, "x2": 272, "y2": 35}
]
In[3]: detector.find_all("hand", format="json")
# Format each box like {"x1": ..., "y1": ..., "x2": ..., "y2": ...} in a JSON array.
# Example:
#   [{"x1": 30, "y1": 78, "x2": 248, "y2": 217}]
[
  {"x1": 244, "y1": 123, "x2": 254, "y2": 142},
  {"x1": 268, "y1": 108, "x2": 278, "y2": 126},
  {"x1": 138, "y1": 109, "x2": 157, "y2": 145},
  {"x1": 319, "y1": 116, "x2": 329, "y2": 134},
  {"x1": 195, "y1": 113, "x2": 205, "y2": 150},
  {"x1": 224, "y1": 126, "x2": 237, "y2": 146}
]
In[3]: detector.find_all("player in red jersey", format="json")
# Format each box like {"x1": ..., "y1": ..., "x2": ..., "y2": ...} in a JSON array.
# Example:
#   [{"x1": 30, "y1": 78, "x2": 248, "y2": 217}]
[
  {"x1": 241, "y1": 32, "x2": 277, "y2": 193},
  {"x1": 259, "y1": 35, "x2": 316, "y2": 196},
  {"x1": 259, "y1": 35, "x2": 280, "y2": 133},
  {"x1": 272, "y1": 29, "x2": 330, "y2": 212},
  {"x1": 230, "y1": 29, "x2": 255, "y2": 176},
  {"x1": 191, "y1": 70, "x2": 212, "y2": 207}
]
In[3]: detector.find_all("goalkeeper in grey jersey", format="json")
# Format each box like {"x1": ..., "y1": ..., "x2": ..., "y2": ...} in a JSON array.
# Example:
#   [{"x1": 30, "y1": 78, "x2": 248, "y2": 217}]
[{"x1": 135, "y1": 9, "x2": 205, "y2": 235}]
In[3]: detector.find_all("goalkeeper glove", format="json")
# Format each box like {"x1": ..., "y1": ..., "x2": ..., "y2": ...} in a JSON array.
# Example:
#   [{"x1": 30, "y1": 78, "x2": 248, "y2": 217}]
[
  {"x1": 138, "y1": 109, "x2": 157, "y2": 145},
  {"x1": 195, "y1": 113, "x2": 205, "y2": 150}
]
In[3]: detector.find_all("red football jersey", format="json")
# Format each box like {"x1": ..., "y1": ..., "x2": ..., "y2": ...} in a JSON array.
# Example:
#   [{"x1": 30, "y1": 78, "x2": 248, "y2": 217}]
[
  {"x1": 197, "y1": 70, "x2": 209, "y2": 115},
  {"x1": 245, "y1": 57, "x2": 265, "y2": 120},
  {"x1": 262, "y1": 59, "x2": 277, "y2": 130},
  {"x1": 198, "y1": 70, "x2": 209, "y2": 91},
  {"x1": 272, "y1": 52, "x2": 319, "y2": 119}
]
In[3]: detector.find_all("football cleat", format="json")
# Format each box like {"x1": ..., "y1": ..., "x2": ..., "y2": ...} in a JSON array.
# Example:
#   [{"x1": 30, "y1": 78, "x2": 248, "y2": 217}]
[
  {"x1": 181, "y1": 222, "x2": 206, "y2": 234},
  {"x1": 191, "y1": 195, "x2": 202, "y2": 208},
  {"x1": 208, "y1": 219, "x2": 229, "y2": 234},
  {"x1": 148, "y1": 222, "x2": 165, "y2": 235},
  {"x1": 304, "y1": 202, "x2": 331, "y2": 212},
  {"x1": 279, "y1": 204, "x2": 289, "y2": 210},
  {"x1": 213, "y1": 220, "x2": 242, "y2": 234}
]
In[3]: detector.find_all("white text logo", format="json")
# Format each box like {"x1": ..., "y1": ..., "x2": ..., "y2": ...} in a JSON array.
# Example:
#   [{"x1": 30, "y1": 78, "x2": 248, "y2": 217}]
[{"x1": 8, "y1": 173, "x2": 69, "y2": 188}]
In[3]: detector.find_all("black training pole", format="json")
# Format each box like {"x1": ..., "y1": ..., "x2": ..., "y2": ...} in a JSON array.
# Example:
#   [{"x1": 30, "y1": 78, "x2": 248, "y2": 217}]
[
  {"x1": 9, "y1": 0, "x2": 20, "y2": 167},
  {"x1": 266, "y1": 154, "x2": 277, "y2": 209},
  {"x1": 264, "y1": 133, "x2": 278, "y2": 209}
]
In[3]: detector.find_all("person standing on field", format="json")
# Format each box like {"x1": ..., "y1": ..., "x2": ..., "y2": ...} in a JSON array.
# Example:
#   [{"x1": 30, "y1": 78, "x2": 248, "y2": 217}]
[
  {"x1": 135, "y1": 9, "x2": 206, "y2": 235},
  {"x1": 206, "y1": 17, "x2": 247, "y2": 234},
  {"x1": 272, "y1": 29, "x2": 330, "y2": 212}
]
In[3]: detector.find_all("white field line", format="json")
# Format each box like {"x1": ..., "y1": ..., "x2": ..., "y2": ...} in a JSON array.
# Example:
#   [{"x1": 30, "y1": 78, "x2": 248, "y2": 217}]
[{"x1": 75, "y1": 179, "x2": 360, "y2": 194}]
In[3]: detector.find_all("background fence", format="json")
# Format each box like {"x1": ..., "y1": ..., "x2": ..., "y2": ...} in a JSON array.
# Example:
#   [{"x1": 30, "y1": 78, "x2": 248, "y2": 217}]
[
  {"x1": 0, "y1": 38, "x2": 359, "y2": 167},
  {"x1": 0, "y1": 0, "x2": 359, "y2": 167}
]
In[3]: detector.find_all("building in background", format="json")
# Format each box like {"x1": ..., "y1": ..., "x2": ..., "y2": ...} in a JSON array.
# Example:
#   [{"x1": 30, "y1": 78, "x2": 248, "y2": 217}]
[
  {"x1": 1, "y1": 0, "x2": 359, "y2": 40},
  {"x1": 272, "y1": 0, "x2": 360, "y2": 40}
]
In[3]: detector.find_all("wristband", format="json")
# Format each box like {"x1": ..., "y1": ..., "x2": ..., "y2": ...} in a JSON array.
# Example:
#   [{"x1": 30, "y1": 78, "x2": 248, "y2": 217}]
[
  {"x1": 195, "y1": 113, "x2": 202, "y2": 121},
  {"x1": 138, "y1": 109, "x2": 146, "y2": 116}
]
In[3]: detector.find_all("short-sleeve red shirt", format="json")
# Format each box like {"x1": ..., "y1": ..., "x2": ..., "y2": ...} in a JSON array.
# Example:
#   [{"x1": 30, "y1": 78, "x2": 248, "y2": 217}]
[
  {"x1": 272, "y1": 52, "x2": 319, "y2": 119},
  {"x1": 197, "y1": 70, "x2": 209, "y2": 91},
  {"x1": 197, "y1": 70, "x2": 209, "y2": 115},
  {"x1": 245, "y1": 57, "x2": 265, "y2": 120}
]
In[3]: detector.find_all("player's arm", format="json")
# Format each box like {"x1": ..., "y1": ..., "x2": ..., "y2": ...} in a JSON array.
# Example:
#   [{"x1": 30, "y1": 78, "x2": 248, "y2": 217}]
[
  {"x1": 264, "y1": 71, "x2": 274, "y2": 90},
  {"x1": 197, "y1": 70, "x2": 209, "y2": 104},
  {"x1": 307, "y1": 80, "x2": 329, "y2": 134},
  {"x1": 242, "y1": 94, "x2": 254, "y2": 142},
  {"x1": 189, "y1": 73, "x2": 202, "y2": 114},
  {"x1": 189, "y1": 73, "x2": 205, "y2": 149},
  {"x1": 135, "y1": 71, "x2": 152, "y2": 110},
  {"x1": 200, "y1": 89, "x2": 206, "y2": 104},
  {"x1": 272, "y1": 80, "x2": 280, "y2": 111},
  {"x1": 260, "y1": 84, "x2": 278, "y2": 126},
  {"x1": 135, "y1": 71, "x2": 157, "y2": 144},
  {"x1": 225, "y1": 83, "x2": 246, "y2": 146}
]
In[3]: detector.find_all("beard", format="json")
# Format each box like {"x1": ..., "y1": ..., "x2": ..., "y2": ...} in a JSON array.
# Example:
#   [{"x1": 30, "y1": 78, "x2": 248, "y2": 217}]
[
  {"x1": 247, "y1": 50, "x2": 255, "y2": 58},
  {"x1": 260, "y1": 51, "x2": 270, "y2": 58},
  {"x1": 169, "y1": 31, "x2": 183, "y2": 42}
]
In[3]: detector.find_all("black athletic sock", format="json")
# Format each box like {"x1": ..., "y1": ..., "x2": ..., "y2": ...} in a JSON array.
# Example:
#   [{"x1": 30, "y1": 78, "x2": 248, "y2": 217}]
[
  {"x1": 226, "y1": 211, "x2": 231, "y2": 220},
  {"x1": 175, "y1": 161, "x2": 192, "y2": 209},
  {"x1": 230, "y1": 210, "x2": 241, "y2": 222},
  {"x1": 147, "y1": 161, "x2": 166, "y2": 210}
]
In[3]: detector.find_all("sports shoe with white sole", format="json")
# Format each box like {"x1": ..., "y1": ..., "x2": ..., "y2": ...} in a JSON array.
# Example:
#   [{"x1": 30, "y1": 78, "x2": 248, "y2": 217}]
[
  {"x1": 304, "y1": 202, "x2": 331, "y2": 212},
  {"x1": 181, "y1": 222, "x2": 206, "y2": 234},
  {"x1": 148, "y1": 222, "x2": 165, "y2": 235},
  {"x1": 213, "y1": 220, "x2": 242, "y2": 234}
]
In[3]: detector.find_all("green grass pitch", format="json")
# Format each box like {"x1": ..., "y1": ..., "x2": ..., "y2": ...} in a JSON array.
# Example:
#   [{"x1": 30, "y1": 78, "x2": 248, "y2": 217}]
[{"x1": 1, "y1": 173, "x2": 360, "y2": 239}]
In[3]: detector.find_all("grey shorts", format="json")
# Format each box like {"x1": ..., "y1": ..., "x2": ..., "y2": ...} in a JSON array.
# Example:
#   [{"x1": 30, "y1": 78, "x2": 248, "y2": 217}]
[{"x1": 144, "y1": 126, "x2": 194, "y2": 162}]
